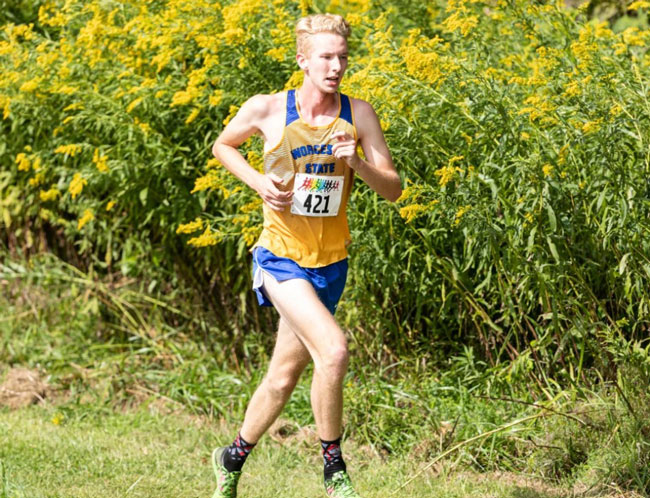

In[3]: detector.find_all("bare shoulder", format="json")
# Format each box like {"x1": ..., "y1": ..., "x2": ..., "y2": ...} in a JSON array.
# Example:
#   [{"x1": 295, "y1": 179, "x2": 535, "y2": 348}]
[
  {"x1": 350, "y1": 97, "x2": 378, "y2": 119},
  {"x1": 240, "y1": 92, "x2": 285, "y2": 120},
  {"x1": 350, "y1": 97, "x2": 382, "y2": 137}
]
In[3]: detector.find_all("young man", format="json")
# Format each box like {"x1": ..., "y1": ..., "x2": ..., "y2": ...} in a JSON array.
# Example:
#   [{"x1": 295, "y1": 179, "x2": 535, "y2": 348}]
[{"x1": 210, "y1": 13, "x2": 401, "y2": 498}]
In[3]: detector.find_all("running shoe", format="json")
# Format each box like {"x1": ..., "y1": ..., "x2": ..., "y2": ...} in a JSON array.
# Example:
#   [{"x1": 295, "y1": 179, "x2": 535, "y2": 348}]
[
  {"x1": 324, "y1": 471, "x2": 361, "y2": 498},
  {"x1": 211, "y1": 447, "x2": 241, "y2": 498}
]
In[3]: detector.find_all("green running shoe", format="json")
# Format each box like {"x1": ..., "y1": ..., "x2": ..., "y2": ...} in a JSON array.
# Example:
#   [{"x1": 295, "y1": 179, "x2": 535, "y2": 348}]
[
  {"x1": 324, "y1": 471, "x2": 361, "y2": 498},
  {"x1": 211, "y1": 447, "x2": 241, "y2": 498}
]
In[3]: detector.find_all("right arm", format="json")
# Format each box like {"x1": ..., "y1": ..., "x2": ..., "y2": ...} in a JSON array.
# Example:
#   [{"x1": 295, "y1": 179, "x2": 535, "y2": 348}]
[{"x1": 212, "y1": 95, "x2": 292, "y2": 211}]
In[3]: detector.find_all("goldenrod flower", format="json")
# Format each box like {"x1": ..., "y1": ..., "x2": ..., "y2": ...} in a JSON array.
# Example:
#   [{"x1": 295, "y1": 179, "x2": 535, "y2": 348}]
[
  {"x1": 19, "y1": 77, "x2": 42, "y2": 93},
  {"x1": 0, "y1": 95, "x2": 10, "y2": 119},
  {"x1": 191, "y1": 171, "x2": 220, "y2": 193},
  {"x1": 185, "y1": 107, "x2": 200, "y2": 124},
  {"x1": 106, "y1": 200, "x2": 116, "y2": 211},
  {"x1": 399, "y1": 204, "x2": 427, "y2": 223},
  {"x1": 187, "y1": 226, "x2": 222, "y2": 247},
  {"x1": 171, "y1": 90, "x2": 195, "y2": 107},
  {"x1": 93, "y1": 148, "x2": 109, "y2": 172},
  {"x1": 435, "y1": 165, "x2": 462, "y2": 187},
  {"x1": 266, "y1": 46, "x2": 288, "y2": 62},
  {"x1": 40, "y1": 188, "x2": 61, "y2": 202},
  {"x1": 209, "y1": 90, "x2": 224, "y2": 107},
  {"x1": 176, "y1": 218, "x2": 203, "y2": 234},
  {"x1": 16, "y1": 153, "x2": 31, "y2": 171},
  {"x1": 77, "y1": 209, "x2": 94, "y2": 230},
  {"x1": 126, "y1": 97, "x2": 142, "y2": 113},
  {"x1": 582, "y1": 119, "x2": 602, "y2": 135},
  {"x1": 69, "y1": 173, "x2": 87, "y2": 199},
  {"x1": 242, "y1": 226, "x2": 261, "y2": 246},
  {"x1": 629, "y1": 1, "x2": 650, "y2": 10},
  {"x1": 542, "y1": 164, "x2": 554, "y2": 177},
  {"x1": 55, "y1": 144, "x2": 82, "y2": 157},
  {"x1": 454, "y1": 205, "x2": 471, "y2": 225}
]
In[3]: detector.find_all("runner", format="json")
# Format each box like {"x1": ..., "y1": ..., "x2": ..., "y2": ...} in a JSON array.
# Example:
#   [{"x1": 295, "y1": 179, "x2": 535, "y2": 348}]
[{"x1": 210, "y1": 13, "x2": 401, "y2": 498}]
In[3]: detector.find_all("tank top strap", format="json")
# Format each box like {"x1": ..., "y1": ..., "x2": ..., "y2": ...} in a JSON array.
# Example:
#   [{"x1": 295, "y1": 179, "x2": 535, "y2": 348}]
[
  {"x1": 339, "y1": 93, "x2": 353, "y2": 125},
  {"x1": 286, "y1": 89, "x2": 299, "y2": 127}
]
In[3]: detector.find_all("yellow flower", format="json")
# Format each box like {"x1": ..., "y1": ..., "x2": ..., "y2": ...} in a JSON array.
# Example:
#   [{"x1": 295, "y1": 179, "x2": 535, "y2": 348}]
[
  {"x1": 223, "y1": 105, "x2": 239, "y2": 126},
  {"x1": 242, "y1": 225, "x2": 261, "y2": 246},
  {"x1": 209, "y1": 90, "x2": 224, "y2": 107},
  {"x1": 435, "y1": 165, "x2": 463, "y2": 187},
  {"x1": 520, "y1": 132, "x2": 530, "y2": 141},
  {"x1": 176, "y1": 218, "x2": 204, "y2": 234},
  {"x1": 55, "y1": 144, "x2": 82, "y2": 157},
  {"x1": 93, "y1": 148, "x2": 109, "y2": 172},
  {"x1": 240, "y1": 198, "x2": 263, "y2": 213},
  {"x1": 266, "y1": 46, "x2": 288, "y2": 61},
  {"x1": 39, "y1": 188, "x2": 61, "y2": 202},
  {"x1": 399, "y1": 204, "x2": 427, "y2": 223},
  {"x1": 69, "y1": 173, "x2": 87, "y2": 199},
  {"x1": 187, "y1": 226, "x2": 222, "y2": 247},
  {"x1": 77, "y1": 209, "x2": 94, "y2": 230},
  {"x1": 542, "y1": 164, "x2": 554, "y2": 177},
  {"x1": 19, "y1": 77, "x2": 42, "y2": 93},
  {"x1": 126, "y1": 97, "x2": 142, "y2": 113},
  {"x1": 171, "y1": 90, "x2": 195, "y2": 107},
  {"x1": 247, "y1": 150, "x2": 263, "y2": 172},
  {"x1": 629, "y1": 1, "x2": 650, "y2": 9},
  {"x1": 454, "y1": 205, "x2": 471, "y2": 225},
  {"x1": 582, "y1": 119, "x2": 602, "y2": 134},
  {"x1": 191, "y1": 171, "x2": 220, "y2": 193},
  {"x1": 106, "y1": 200, "x2": 116, "y2": 211},
  {"x1": 610, "y1": 103, "x2": 623, "y2": 117},
  {"x1": 0, "y1": 95, "x2": 10, "y2": 119},
  {"x1": 29, "y1": 173, "x2": 44, "y2": 187},
  {"x1": 16, "y1": 153, "x2": 31, "y2": 171},
  {"x1": 206, "y1": 158, "x2": 220, "y2": 169},
  {"x1": 51, "y1": 413, "x2": 65, "y2": 425},
  {"x1": 185, "y1": 107, "x2": 201, "y2": 124}
]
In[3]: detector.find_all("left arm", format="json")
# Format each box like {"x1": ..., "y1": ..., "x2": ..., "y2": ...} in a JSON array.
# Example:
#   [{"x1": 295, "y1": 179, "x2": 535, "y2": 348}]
[{"x1": 331, "y1": 100, "x2": 402, "y2": 202}]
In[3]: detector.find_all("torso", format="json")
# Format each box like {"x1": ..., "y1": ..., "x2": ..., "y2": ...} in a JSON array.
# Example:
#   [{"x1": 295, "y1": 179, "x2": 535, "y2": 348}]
[
  {"x1": 253, "y1": 90, "x2": 358, "y2": 268},
  {"x1": 257, "y1": 92, "x2": 358, "y2": 153}
]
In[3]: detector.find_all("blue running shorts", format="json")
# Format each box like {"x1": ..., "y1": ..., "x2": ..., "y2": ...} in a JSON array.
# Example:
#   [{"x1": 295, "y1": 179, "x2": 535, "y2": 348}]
[{"x1": 252, "y1": 246, "x2": 348, "y2": 315}]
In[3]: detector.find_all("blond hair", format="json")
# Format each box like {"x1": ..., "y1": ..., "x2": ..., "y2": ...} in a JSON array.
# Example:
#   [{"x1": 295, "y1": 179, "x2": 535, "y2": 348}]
[{"x1": 295, "y1": 14, "x2": 351, "y2": 55}]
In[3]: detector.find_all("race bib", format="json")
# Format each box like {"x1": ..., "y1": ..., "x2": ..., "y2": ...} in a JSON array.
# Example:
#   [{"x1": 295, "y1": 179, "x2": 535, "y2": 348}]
[{"x1": 291, "y1": 173, "x2": 344, "y2": 217}]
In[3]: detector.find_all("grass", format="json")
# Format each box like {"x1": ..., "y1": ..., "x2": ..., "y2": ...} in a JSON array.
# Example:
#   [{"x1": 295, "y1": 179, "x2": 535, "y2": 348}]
[
  {"x1": 0, "y1": 404, "x2": 565, "y2": 498},
  {"x1": 1, "y1": 253, "x2": 649, "y2": 497}
]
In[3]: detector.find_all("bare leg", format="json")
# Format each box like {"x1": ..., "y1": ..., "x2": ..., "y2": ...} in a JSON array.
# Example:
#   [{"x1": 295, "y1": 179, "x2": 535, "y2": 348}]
[
  {"x1": 240, "y1": 317, "x2": 311, "y2": 443},
  {"x1": 259, "y1": 275, "x2": 349, "y2": 441}
]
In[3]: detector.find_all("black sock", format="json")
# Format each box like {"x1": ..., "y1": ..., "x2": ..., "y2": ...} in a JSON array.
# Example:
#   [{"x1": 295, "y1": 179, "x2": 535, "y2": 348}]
[
  {"x1": 223, "y1": 432, "x2": 256, "y2": 472},
  {"x1": 321, "y1": 437, "x2": 346, "y2": 481}
]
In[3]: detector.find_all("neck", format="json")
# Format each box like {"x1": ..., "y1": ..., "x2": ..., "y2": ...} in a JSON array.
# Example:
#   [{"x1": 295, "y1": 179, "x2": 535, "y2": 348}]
[{"x1": 296, "y1": 82, "x2": 338, "y2": 118}]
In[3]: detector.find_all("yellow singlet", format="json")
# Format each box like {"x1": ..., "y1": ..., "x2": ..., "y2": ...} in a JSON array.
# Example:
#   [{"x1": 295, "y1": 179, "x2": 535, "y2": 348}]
[{"x1": 254, "y1": 89, "x2": 357, "y2": 268}]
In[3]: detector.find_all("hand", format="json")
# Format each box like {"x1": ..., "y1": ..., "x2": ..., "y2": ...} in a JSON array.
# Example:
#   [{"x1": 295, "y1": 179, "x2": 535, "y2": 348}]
[
  {"x1": 331, "y1": 131, "x2": 361, "y2": 169},
  {"x1": 254, "y1": 173, "x2": 293, "y2": 211}
]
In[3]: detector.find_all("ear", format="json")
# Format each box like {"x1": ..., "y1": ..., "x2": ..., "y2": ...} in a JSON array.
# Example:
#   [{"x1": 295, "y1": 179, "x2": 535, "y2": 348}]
[{"x1": 296, "y1": 52, "x2": 308, "y2": 71}]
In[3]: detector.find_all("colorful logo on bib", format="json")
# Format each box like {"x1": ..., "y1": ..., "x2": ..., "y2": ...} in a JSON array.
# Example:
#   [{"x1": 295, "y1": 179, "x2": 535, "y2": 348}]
[{"x1": 297, "y1": 177, "x2": 341, "y2": 193}]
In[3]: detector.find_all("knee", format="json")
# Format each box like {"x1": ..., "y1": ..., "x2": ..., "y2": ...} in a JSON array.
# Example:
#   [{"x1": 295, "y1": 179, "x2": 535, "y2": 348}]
[
  {"x1": 319, "y1": 344, "x2": 349, "y2": 379},
  {"x1": 265, "y1": 369, "x2": 301, "y2": 398}
]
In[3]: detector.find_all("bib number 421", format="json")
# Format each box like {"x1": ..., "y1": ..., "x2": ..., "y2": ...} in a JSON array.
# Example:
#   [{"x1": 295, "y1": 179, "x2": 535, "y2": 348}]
[
  {"x1": 291, "y1": 173, "x2": 344, "y2": 217},
  {"x1": 303, "y1": 193, "x2": 331, "y2": 214}
]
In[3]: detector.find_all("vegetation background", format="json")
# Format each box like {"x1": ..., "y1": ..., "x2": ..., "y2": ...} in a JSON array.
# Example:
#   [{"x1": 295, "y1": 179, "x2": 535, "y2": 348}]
[{"x1": 1, "y1": 0, "x2": 650, "y2": 495}]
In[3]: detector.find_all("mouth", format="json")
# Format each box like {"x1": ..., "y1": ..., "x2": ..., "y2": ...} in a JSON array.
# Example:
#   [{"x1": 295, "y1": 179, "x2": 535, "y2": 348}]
[{"x1": 326, "y1": 76, "x2": 339, "y2": 83}]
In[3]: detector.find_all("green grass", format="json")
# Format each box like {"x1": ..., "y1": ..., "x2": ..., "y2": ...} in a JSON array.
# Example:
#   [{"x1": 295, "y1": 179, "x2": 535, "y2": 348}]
[
  {"x1": 0, "y1": 404, "x2": 566, "y2": 498},
  {"x1": 1, "y1": 254, "x2": 649, "y2": 497}
]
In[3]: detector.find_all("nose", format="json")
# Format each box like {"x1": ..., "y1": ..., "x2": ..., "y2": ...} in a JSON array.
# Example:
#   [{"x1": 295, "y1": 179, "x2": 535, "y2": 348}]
[{"x1": 331, "y1": 57, "x2": 341, "y2": 72}]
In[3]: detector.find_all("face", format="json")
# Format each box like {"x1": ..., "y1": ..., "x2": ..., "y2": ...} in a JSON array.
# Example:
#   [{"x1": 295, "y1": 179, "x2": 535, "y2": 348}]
[{"x1": 297, "y1": 32, "x2": 348, "y2": 93}]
